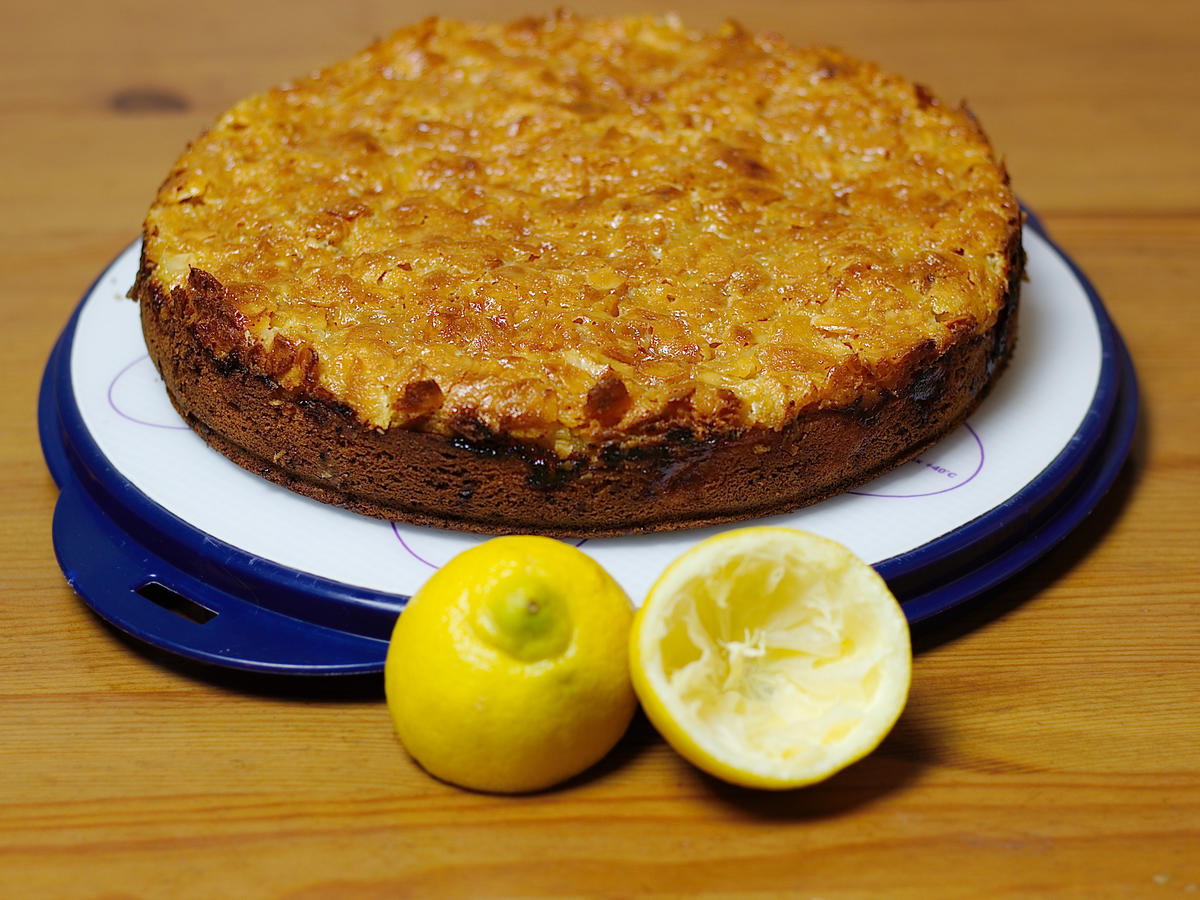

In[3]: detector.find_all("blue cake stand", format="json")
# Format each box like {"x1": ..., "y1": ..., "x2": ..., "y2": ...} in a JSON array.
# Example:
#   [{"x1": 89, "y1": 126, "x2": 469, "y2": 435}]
[{"x1": 40, "y1": 214, "x2": 1137, "y2": 674}]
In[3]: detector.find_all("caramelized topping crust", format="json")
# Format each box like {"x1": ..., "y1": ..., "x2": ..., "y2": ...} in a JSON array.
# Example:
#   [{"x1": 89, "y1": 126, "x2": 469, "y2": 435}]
[{"x1": 142, "y1": 12, "x2": 1019, "y2": 457}]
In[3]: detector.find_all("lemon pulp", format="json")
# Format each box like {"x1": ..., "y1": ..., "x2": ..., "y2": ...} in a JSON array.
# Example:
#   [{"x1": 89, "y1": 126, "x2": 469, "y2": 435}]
[{"x1": 632, "y1": 527, "x2": 911, "y2": 788}]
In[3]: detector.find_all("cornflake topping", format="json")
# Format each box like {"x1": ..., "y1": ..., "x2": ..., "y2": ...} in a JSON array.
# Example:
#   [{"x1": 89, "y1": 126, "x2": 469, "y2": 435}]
[{"x1": 145, "y1": 12, "x2": 1018, "y2": 457}]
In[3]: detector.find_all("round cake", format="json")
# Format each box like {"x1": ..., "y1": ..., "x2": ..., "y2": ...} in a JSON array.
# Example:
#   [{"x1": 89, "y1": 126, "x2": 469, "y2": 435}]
[{"x1": 133, "y1": 12, "x2": 1023, "y2": 537}]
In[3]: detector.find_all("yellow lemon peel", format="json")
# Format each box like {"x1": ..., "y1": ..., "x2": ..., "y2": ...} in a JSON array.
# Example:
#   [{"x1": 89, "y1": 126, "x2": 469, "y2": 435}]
[{"x1": 385, "y1": 536, "x2": 636, "y2": 794}]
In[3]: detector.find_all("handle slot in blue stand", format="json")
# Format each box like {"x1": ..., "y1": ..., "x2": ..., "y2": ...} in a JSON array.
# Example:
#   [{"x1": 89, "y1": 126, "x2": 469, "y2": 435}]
[
  {"x1": 53, "y1": 478, "x2": 390, "y2": 674},
  {"x1": 135, "y1": 582, "x2": 219, "y2": 625}
]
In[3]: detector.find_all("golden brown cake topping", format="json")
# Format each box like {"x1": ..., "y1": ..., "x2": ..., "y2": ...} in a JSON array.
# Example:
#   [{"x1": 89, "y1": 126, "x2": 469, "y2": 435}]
[{"x1": 143, "y1": 12, "x2": 1018, "y2": 460}]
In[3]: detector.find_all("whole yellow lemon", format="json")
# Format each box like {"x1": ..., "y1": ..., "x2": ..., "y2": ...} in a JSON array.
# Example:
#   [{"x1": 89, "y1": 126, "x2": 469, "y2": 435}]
[{"x1": 385, "y1": 536, "x2": 637, "y2": 793}]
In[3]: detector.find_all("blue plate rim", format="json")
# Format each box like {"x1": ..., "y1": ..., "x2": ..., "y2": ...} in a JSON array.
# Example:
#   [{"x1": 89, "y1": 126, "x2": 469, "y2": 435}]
[
  {"x1": 873, "y1": 215, "x2": 1128, "y2": 589},
  {"x1": 897, "y1": 328, "x2": 1137, "y2": 621},
  {"x1": 46, "y1": 296, "x2": 407, "y2": 643}
]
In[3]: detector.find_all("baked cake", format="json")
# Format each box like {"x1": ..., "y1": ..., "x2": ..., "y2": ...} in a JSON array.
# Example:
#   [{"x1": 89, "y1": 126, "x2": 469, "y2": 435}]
[{"x1": 133, "y1": 12, "x2": 1022, "y2": 537}]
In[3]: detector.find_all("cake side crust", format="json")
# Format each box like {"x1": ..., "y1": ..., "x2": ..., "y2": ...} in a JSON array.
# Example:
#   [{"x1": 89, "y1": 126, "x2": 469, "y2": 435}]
[{"x1": 134, "y1": 229, "x2": 1021, "y2": 538}]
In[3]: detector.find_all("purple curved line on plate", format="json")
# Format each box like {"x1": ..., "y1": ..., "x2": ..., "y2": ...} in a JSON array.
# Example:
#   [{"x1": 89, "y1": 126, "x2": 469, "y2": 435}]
[
  {"x1": 391, "y1": 522, "x2": 439, "y2": 569},
  {"x1": 390, "y1": 522, "x2": 587, "y2": 571},
  {"x1": 849, "y1": 423, "x2": 985, "y2": 499},
  {"x1": 107, "y1": 354, "x2": 190, "y2": 430}
]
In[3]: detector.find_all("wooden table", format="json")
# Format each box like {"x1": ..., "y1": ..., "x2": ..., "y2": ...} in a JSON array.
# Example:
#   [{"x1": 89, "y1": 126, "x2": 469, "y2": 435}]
[{"x1": 3, "y1": 1, "x2": 1197, "y2": 895}]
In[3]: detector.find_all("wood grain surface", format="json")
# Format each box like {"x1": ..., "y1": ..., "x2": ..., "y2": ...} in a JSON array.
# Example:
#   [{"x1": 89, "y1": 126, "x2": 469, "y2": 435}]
[{"x1": 2, "y1": 1, "x2": 1197, "y2": 897}]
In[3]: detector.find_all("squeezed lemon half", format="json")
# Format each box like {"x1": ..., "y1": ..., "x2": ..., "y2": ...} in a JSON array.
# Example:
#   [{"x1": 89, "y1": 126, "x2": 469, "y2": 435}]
[
  {"x1": 630, "y1": 527, "x2": 912, "y2": 789},
  {"x1": 385, "y1": 536, "x2": 637, "y2": 794}
]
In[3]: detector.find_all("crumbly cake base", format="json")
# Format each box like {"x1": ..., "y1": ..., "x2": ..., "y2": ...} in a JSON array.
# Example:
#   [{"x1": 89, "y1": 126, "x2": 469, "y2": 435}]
[{"x1": 138, "y1": 250, "x2": 1020, "y2": 538}]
